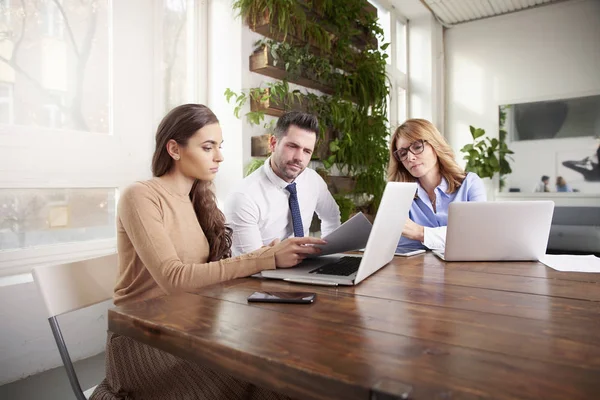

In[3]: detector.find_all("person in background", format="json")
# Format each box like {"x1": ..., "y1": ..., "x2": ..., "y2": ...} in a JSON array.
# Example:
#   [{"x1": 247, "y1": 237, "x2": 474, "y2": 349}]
[
  {"x1": 387, "y1": 119, "x2": 486, "y2": 251},
  {"x1": 534, "y1": 175, "x2": 551, "y2": 192},
  {"x1": 556, "y1": 176, "x2": 573, "y2": 192},
  {"x1": 91, "y1": 104, "x2": 325, "y2": 400},
  {"x1": 225, "y1": 111, "x2": 340, "y2": 256}
]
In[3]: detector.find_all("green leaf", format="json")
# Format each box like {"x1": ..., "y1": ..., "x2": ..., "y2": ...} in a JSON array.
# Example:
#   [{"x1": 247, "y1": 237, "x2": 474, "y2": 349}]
[
  {"x1": 224, "y1": 88, "x2": 235, "y2": 103},
  {"x1": 460, "y1": 144, "x2": 473, "y2": 152},
  {"x1": 469, "y1": 125, "x2": 476, "y2": 138},
  {"x1": 473, "y1": 128, "x2": 486, "y2": 139},
  {"x1": 488, "y1": 154, "x2": 499, "y2": 169}
]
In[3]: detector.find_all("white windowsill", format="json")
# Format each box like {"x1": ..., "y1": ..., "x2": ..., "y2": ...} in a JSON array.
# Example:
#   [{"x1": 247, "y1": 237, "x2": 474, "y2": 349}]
[
  {"x1": 0, "y1": 239, "x2": 117, "y2": 279},
  {"x1": 0, "y1": 272, "x2": 34, "y2": 287}
]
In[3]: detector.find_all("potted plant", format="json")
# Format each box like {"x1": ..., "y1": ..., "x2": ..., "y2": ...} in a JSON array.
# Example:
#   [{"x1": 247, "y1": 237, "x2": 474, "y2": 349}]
[{"x1": 460, "y1": 125, "x2": 514, "y2": 194}]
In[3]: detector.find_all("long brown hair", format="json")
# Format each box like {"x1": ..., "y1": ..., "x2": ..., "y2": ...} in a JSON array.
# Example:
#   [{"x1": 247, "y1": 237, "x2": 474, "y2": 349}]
[
  {"x1": 387, "y1": 119, "x2": 466, "y2": 193},
  {"x1": 152, "y1": 104, "x2": 232, "y2": 261}
]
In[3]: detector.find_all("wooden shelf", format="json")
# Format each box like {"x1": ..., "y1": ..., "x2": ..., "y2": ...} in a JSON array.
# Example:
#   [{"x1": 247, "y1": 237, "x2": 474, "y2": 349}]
[
  {"x1": 251, "y1": 134, "x2": 270, "y2": 157},
  {"x1": 249, "y1": 12, "x2": 331, "y2": 56},
  {"x1": 250, "y1": 46, "x2": 336, "y2": 96},
  {"x1": 250, "y1": 128, "x2": 333, "y2": 161},
  {"x1": 247, "y1": 2, "x2": 377, "y2": 54},
  {"x1": 326, "y1": 175, "x2": 357, "y2": 194},
  {"x1": 250, "y1": 88, "x2": 307, "y2": 118}
]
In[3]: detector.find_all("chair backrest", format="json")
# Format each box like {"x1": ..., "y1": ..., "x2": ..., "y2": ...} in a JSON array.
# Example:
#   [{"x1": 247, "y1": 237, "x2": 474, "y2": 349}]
[
  {"x1": 32, "y1": 252, "x2": 118, "y2": 400},
  {"x1": 33, "y1": 253, "x2": 118, "y2": 318}
]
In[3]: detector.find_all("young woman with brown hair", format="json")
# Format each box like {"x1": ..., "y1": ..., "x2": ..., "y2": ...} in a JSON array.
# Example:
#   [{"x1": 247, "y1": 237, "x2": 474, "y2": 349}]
[{"x1": 91, "y1": 104, "x2": 324, "y2": 400}]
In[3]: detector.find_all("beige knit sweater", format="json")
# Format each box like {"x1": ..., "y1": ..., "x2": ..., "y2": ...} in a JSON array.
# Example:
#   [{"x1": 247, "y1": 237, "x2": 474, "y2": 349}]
[{"x1": 114, "y1": 179, "x2": 276, "y2": 305}]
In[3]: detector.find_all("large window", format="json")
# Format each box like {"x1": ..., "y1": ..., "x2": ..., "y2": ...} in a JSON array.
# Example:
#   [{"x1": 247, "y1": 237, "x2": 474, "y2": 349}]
[
  {"x1": 370, "y1": 0, "x2": 408, "y2": 129},
  {"x1": 161, "y1": 0, "x2": 206, "y2": 112},
  {"x1": 0, "y1": 0, "x2": 207, "y2": 276}
]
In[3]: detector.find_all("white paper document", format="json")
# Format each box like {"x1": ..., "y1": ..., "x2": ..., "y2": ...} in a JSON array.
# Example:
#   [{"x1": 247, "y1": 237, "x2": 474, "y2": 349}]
[
  {"x1": 540, "y1": 254, "x2": 600, "y2": 273},
  {"x1": 308, "y1": 212, "x2": 373, "y2": 257}
]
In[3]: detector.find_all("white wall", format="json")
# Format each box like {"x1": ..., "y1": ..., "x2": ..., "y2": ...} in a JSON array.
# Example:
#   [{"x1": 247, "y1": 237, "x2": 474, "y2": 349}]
[
  {"x1": 0, "y1": 277, "x2": 110, "y2": 384},
  {"x1": 445, "y1": 0, "x2": 600, "y2": 192}
]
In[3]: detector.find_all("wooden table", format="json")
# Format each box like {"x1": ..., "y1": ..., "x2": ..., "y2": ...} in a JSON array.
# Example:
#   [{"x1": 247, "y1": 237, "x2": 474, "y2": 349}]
[{"x1": 108, "y1": 253, "x2": 600, "y2": 400}]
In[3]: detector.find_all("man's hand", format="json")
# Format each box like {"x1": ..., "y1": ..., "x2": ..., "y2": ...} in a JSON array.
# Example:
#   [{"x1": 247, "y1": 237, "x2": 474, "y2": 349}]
[
  {"x1": 267, "y1": 238, "x2": 281, "y2": 247},
  {"x1": 272, "y1": 237, "x2": 327, "y2": 268},
  {"x1": 402, "y1": 219, "x2": 425, "y2": 242}
]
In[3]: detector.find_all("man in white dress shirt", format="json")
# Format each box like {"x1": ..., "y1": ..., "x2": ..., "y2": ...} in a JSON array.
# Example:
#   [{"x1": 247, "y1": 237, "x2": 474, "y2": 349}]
[{"x1": 225, "y1": 112, "x2": 341, "y2": 256}]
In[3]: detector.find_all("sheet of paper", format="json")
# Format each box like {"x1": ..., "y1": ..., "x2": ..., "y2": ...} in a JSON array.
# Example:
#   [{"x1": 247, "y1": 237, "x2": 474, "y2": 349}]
[
  {"x1": 309, "y1": 212, "x2": 372, "y2": 257},
  {"x1": 540, "y1": 254, "x2": 600, "y2": 273}
]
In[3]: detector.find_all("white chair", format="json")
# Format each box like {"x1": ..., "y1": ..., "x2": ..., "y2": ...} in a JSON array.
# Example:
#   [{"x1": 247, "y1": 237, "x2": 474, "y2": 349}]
[{"x1": 32, "y1": 253, "x2": 118, "y2": 400}]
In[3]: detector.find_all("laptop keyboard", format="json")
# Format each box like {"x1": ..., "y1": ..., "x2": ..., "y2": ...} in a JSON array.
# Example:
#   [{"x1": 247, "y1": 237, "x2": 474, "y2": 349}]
[{"x1": 309, "y1": 256, "x2": 361, "y2": 276}]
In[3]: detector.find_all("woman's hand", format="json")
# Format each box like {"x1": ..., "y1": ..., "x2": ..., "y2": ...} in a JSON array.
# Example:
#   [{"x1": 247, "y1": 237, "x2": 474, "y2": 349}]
[
  {"x1": 270, "y1": 237, "x2": 327, "y2": 268},
  {"x1": 403, "y1": 219, "x2": 425, "y2": 242}
]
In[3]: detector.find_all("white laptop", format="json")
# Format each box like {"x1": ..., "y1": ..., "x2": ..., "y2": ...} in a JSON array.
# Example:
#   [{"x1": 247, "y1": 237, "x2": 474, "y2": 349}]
[
  {"x1": 257, "y1": 181, "x2": 418, "y2": 286},
  {"x1": 433, "y1": 201, "x2": 555, "y2": 262}
]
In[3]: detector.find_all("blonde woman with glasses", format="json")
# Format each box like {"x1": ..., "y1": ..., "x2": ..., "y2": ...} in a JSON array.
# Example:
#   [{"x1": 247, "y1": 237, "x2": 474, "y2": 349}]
[{"x1": 388, "y1": 119, "x2": 486, "y2": 251}]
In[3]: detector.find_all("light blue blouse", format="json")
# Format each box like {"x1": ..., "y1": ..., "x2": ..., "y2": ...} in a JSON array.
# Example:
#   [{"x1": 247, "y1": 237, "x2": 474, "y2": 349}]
[
  {"x1": 397, "y1": 172, "x2": 487, "y2": 250},
  {"x1": 556, "y1": 184, "x2": 572, "y2": 192}
]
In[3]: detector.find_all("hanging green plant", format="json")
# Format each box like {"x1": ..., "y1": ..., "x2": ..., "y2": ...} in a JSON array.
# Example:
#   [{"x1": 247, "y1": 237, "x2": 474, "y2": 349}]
[{"x1": 229, "y1": 0, "x2": 390, "y2": 213}]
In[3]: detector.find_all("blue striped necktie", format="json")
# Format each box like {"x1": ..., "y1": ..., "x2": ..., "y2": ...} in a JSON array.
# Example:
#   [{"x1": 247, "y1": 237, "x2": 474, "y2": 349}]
[{"x1": 285, "y1": 183, "x2": 304, "y2": 237}]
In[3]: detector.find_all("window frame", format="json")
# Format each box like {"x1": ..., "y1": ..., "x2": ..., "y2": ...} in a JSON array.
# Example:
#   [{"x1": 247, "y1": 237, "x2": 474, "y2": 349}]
[
  {"x1": 387, "y1": 6, "x2": 409, "y2": 129},
  {"x1": 0, "y1": 0, "x2": 209, "y2": 277},
  {"x1": 369, "y1": 0, "x2": 409, "y2": 129}
]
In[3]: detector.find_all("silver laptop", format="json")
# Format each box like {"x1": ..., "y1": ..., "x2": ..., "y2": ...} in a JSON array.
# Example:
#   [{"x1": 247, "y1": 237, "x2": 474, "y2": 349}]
[
  {"x1": 434, "y1": 201, "x2": 555, "y2": 262},
  {"x1": 258, "y1": 182, "x2": 418, "y2": 286}
]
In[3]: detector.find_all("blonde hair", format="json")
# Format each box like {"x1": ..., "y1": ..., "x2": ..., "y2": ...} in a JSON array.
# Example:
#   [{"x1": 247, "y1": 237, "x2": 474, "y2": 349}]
[{"x1": 387, "y1": 119, "x2": 466, "y2": 194}]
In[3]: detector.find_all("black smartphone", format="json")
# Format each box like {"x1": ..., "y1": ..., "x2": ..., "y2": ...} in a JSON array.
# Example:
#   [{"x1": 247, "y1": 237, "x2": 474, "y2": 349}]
[{"x1": 247, "y1": 291, "x2": 316, "y2": 304}]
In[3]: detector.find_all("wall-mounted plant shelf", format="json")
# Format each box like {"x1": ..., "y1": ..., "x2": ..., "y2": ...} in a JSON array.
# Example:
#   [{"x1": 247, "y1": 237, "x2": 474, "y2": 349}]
[
  {"x1": 250, "y1": 128, "x2": 332, "y2": 161},
  {"x1": 326, "y1": 175, "x2": 356, "y2": 194},
  {"x1": 248, "y1": 11, "x2": 331, "y2": 55},
  {"x1": 247, "y1": 4, "x2": 377, "y2": 55},
  {"x1": 232, "y1": 0, "x2": 388, "y2": 219},
  {"x1": 250, "y1": 88, "x2": 306, "y2": 117},
  {"x1": 251, "y1": 134, "x2": 270, "y2": 157},
  {"x1": 250, "y1": 46, "x2": 336, "y2": 96}
]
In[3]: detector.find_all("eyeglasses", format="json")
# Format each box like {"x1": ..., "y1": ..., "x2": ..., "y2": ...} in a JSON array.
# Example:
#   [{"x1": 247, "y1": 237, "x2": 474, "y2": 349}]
[{"x1": 393, "y1": 139, "x2": 426, "y2": 162}]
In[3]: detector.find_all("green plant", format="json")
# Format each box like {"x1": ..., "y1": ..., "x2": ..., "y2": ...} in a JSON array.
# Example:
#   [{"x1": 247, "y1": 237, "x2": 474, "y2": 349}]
[
  {"x1": 229, "y1": 0, "x2": 390, "y2": 213},
  {"x1": 333, "y1": 194, "x2": 355, "y2": 222},
  {"x1": 234, "y1": 0, "x2": 332, "y2": 51},
  {"x1": 255, "y1": 39, "x2": 335, "y2": 84},
  {"x1": 225, "y1": 81, "x2": 303, "y2": 126},
  {"x1": 498, "y1": 105, "x2": 512, "y2": 191},
  {"x1": 460, "y1": 125, "x2": 514, "y2": 189},
  {"x1": 244, "y1": 157, "x2": 267, "y2": 177}
]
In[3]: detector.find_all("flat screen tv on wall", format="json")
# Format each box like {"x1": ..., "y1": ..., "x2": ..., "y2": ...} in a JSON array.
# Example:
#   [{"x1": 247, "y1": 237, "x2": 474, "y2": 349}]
[{"x1": 501, "y1": 94, "x2": 600, "y2": 194}]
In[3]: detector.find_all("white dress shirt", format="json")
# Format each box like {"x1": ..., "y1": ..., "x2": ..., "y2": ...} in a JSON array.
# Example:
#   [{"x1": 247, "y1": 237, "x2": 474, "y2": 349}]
[{"x1": 225, "y1": 158, "x2": 341, "y2": 256}]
